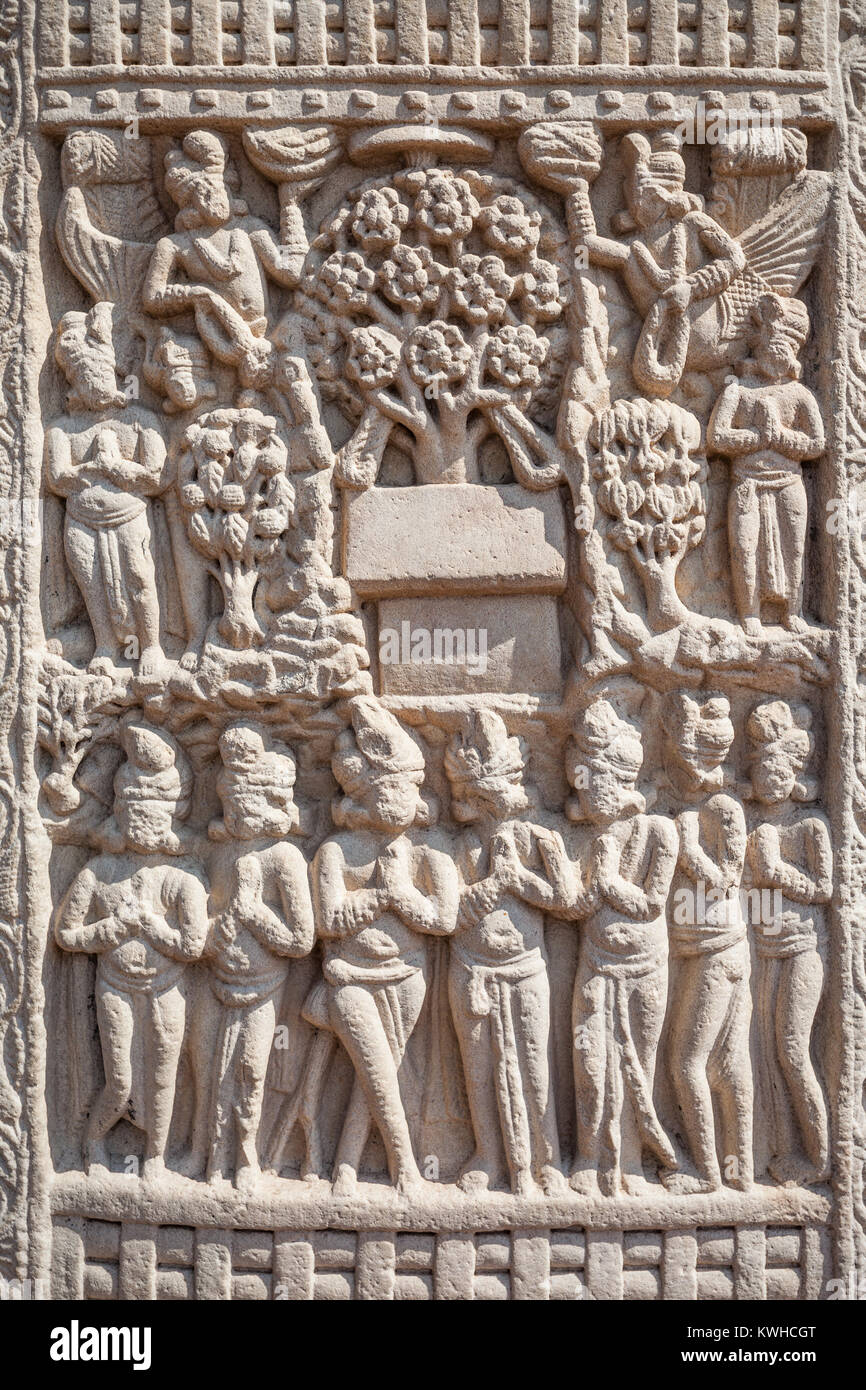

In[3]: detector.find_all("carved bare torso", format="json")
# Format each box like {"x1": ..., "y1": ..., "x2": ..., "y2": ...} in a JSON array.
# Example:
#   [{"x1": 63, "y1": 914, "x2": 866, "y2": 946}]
[
  {"x1": 170, "y1": 227, "x2": 268, "y2": 322},
  {"x1": 622, "y1": 214, "x2": 725, "y2": 314},
  {"x1": 709, "y1": 376, "x2": 825, "y2": 476},
  {"x1": 315, "y1": 828, "x2": 454, "y2": 975},
  {"x1": 56, "y1": 854, "x2": 208, "y2": 992},
  {"x1": 44, "y1": 414, "x2": 168, "y2": 507},
  {"x1": 456, "y1": 823, "x2": 548, "y2": 964},
  {"x1": 207, "y1": 839, "x2": 313, "y2": 992},
  {"x1": 580, "y1": 813, "x2": 675, "y2": 970},
  {"x1": 748, "y1": 812, "x2": 832, "y2": 954}
]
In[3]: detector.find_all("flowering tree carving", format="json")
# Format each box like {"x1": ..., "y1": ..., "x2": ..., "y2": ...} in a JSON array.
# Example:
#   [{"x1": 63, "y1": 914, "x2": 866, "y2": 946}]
[
  {"x1": 589, "y1": 398, "x2": 707, "y2": 632},
  {"x1": 298, "y1": 167, "x2": 572, "y2": 486},
  {"x1": 176, "y1": 408, "x2": 293, "y2": 650},
  {"x1": 37, "y1": 657, "x2": 119, "y2": 815}
]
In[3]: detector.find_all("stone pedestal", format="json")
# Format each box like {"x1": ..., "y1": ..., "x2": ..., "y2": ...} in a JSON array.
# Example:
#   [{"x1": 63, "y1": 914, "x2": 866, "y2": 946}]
[{"x1": 344, "y1": 484, "x2": 567, "y2": 696}]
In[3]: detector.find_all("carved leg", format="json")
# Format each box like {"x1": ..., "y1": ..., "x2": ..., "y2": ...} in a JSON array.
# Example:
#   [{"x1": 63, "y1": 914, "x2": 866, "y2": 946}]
[
  {"x1": 332, "y1": 1078, "x2": 373, "y2": 1196},
  {"x1": 571, "y1": 964, "x2": 605, "y2": 1196},
  {"x1": 771, "y1": 950, "x2": 829, "y2": 1184},
  {"x1": 208, "y1": 1007, "x2": 241, "y2": 1186},
  {"x1": 663, "y1": 956, "x2": 728, "y2": 1193},
  {"x1": 728, "y1": 480, "x2": 762, "y2": 633},
  {"x1": 776, "y1": 475, "x2": 809, "y2": 632},
  {"x1": 180, "y1": 974, "x2": 221, "y2": 1180},
  {"x1": 448, "y1": 961, "x2": 508, "y2": 1193},
  {"x1": 756, "y1": 955, "x2": 788, "y2": 1173},
  {"x1": 119, "y1": 514, "x2": 166, "y2": 680},
  {"x1": 620, "y1": 971, "x2": 670, "y2": 1195},
  {"x1": 64, "y1": 518, "x2": 121, "y2": 669},
  {"x1": 512, "y1": 969, "x2": 564, "y2": 1195},
  {"x1": 711, "y1": 950, "x2": 754, "y2": 1191},
  {"x1": 142, "y1": 980, "x2": 187, "y2": 1183},
  {"x1": 266, "y1": 1028, "x2": 335, "y2": 1180},
  {"x1": 486, "y1": 978, "x2": 535, "y2": 1197},
  {"x1": 297, "y1": 1030, "x2": 336, "y2": 1180},
  {"x1": 196, "y1": 300, "x2": 251, "y2": 357},
  {"x1": 328, "y1": 975, "x2": 426, "y2": 1194},
  {"x1": 232, "y1": 996, "x2": 276, "y2": 1191},
  {"x1": 86, "y1": 980, "x2": 135, "y2": 1173}
]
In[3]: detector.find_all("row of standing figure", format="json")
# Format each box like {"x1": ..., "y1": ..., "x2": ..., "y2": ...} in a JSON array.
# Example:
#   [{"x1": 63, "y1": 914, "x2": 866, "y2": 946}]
[{"x1": 53, "y1": 690, "x2": 831, "y2": 1197}]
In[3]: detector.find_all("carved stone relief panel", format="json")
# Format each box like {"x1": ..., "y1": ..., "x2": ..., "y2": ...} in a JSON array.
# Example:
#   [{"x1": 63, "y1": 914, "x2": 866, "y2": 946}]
[{"x1": 1, "y1": 0, "x2": 865, "y2": 1302}]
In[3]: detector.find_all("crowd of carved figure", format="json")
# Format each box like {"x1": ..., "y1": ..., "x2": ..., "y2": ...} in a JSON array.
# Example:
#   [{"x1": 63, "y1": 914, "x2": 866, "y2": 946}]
[
  {"x1": 52, "y1": 693, "x2": 831, "y2": 1198},
  {"x1": 40, "y1": 110, "x2": 835, "y2": 1198}
]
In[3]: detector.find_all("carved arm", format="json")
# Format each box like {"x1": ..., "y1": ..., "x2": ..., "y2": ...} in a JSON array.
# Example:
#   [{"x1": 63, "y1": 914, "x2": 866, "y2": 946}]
[
  {"x1": 312, "y1": 840, "x2": 388, "y2": 938},
  {"x1": 54, "y1": 869, "x2": 131, "y2": 953},
  {"x1": 241, "y1": 844, "x2": 316, "y2": 956},
  {"x1": 707, "y1": 383, "x2": 762, "y2": 455}
]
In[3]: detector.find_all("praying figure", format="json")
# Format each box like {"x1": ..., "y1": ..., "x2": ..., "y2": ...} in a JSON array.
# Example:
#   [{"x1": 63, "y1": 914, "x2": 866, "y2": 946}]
[
  {"x1": 444, "y1": 710, "x2": 569, "y2": 1197},
  {"x1": 745, "y1": 699, "x2": 831, "y2": 1186},
  {"x1": 661, "y1": 692, "x2": 754, "y2": 1195},
  {"x1": 312, "y1": 697, "x2": 458, "y2": 1195},
  {"x1": 563, "y1": 701, "x2": 678, "y2": 1197},
  {"x1": 54, "y1": 722, "x2": 207, "y2": 1181},
  {"x1": 45, "y1": 303, "x2": 169, "y2": 684},
  {"x1": 187, "y1": 723, "x2": 315, "y2": 1190},
  {"x1": 708, "y1": 293, "x2": 824, "y2": 634}
]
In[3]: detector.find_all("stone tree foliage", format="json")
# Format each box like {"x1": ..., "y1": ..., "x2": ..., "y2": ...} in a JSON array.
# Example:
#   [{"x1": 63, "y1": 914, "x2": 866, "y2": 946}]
[
  {"x1": 176, "y1": 408, "x2": 293, "y2": 651},
  {"x1": 590, "y1": 399, "x2": 707, "y2": 632},
  {"x1": 298, "y1": 166, "x2": 574, "y2": 487}
]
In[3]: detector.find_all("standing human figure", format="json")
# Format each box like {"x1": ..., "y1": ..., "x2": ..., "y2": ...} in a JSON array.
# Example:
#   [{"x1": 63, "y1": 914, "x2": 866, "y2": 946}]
[
  {"x1": 563, "y1": 701, "x2": 678, "y2": 1196},
  {"x1": 444, "y1": 710, "x2": 570, "y2": 1196},
  {"x1": 312, "y1": 697, "x2": 458, "y2": 1195},
  {"x1": 45, "y1": 303, "x2": 169, "y2": 683},
  {"x1": 186, "y1": 723, "x2": 314, "y2": 1189},
  {"x1": 54, "y1": 722, "x2": 207, "y2": 1181},
  {"x1": 745, "y1": 699, "x2": 831, "y2": 1185},
  {"x1": 662, "y1": 691, "x2": 754, "y2": 1194},
  {"x1": 708, "y1": 294, "x2": 824, "y2": 634}
]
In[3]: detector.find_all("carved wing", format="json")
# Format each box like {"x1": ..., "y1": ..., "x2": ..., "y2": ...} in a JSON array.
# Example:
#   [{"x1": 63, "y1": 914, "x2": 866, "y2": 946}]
[
  {"x1": 737, "y1": 169, "x2": 832, "y2": 294},
  {"x1": 716, "y1": 170, "x2": 832, "y2": 343},
  {"x1": 56, "y1": 186, "x2": 154, "y2": 310}
]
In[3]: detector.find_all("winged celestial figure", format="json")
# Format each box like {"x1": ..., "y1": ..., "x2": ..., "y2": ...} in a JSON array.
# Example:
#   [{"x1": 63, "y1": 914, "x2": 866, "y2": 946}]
[{"x1": 583, "y1": 132, "x2": 831, "y2": 397}]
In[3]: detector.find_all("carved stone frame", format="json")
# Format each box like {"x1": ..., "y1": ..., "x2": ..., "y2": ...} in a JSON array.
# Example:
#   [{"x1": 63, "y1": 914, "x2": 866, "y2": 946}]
[{"x1": 0, "y1": 0, "x2": 863, "y2": 1300}]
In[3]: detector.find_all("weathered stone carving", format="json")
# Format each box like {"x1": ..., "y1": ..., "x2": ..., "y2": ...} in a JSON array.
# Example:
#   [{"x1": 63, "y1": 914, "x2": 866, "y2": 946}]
[
  {"x1": 45, "y1": 308, "x2": 169, "y2": 684},
  {"x1": 584, "y1": 129, "x2": 829, "y2": 399},
  {"x1": 191, "y1": 723, "x2": 314, "y2": 1190},
  {"x1": 300, "y1": 162, "x2": 570, "y2": 489},
  {"x1": 313, "y1": 697, "x2": 457, "y2": 1195},
  {"x1": 565, "y1": 700, "x2": 678, "y2": 1198},
  {"x1": 662, "y1": 692, "x2": 754, "y2": 1195},
  {"x1": 3, "y1": 0, "x2": 863, "y2": 1304},
  {"x1": 709, "y1": 294, "x2": 825, "y2": 634},
  {"x1": 445, "y1": 709, "x2": 567, "y2": 1197},
  {"x1": 143, "y1": 131, "x2": 296, "y2": 390},
  {"x1": 745, "y1": 699, "x2": 831, "y2": 1186},
  {"x1": 590, "y1": 397, "x2": 706, "y2": 631},
  {"x1": 54, "y1": 722, "x2": 207, "y2": 1182},
  {"x1": 174, "y1": 407, "x2": 292, "y2": 653}
]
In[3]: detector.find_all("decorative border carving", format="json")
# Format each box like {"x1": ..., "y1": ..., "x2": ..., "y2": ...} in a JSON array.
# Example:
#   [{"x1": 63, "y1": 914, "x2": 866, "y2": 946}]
[{"x1": 2, "y1": 0, "x2": 866, "y2": 1300}]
